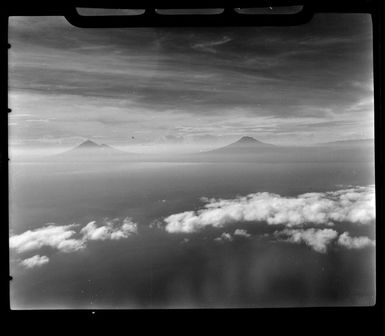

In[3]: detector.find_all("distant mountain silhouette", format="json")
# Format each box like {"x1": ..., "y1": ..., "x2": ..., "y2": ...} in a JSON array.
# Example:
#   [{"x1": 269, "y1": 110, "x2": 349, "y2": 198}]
[
  {"x1": 71, "y1": 139, "x2": 118, "y2": 152},
  {"x1": 36, "y1": 137, "x2": 373, "y2": 164},
  {"x1": 42, "y1": 139, "x2": 142, "y2": 162},
  {"x1": 74, "y1": 139, "x2": 102, "y2": 149},
  {"x1": 206, "y1": 136, "x2": 275, "y2": 154},
  {"x1": 187, "y1": 136, "x2": 373, "y2": 163},
  {"x1": 224, "y1": 136, "x2": 275, "y2": 148},
  {"x1": 314, "y1": 139, "x2": 374, "y2": 147}
]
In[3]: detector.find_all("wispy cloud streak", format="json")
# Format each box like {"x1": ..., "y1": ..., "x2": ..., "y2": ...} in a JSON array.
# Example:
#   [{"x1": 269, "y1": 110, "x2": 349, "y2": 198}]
[{"x1": 9, "y1": 15, "x2": 374, "y2": 147}]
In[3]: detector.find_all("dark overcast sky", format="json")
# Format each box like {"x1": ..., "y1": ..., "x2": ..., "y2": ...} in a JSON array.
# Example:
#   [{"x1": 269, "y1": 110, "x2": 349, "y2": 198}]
[{"x1": 8, "y1": 14, "x2": 374, "y2": 153}]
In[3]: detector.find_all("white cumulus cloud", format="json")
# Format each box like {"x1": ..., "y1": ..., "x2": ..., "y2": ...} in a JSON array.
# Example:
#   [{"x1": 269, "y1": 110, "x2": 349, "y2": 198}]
[
  {"x1": 81, "y1": 217, "x2": 137, "y2": 241},
  {"x1": 10, "y1": 217, "x2": 138, "y2": 268},
  {"x1": 275, "y1": 228, "x2": 338, "y2": 253},
  {"x1": 214, "y1": 232, "x2": 233, "y2": 242},
  {"x1": 9, "y1": 224, "x2": 84, "y2": 253},
  {"x1": 164, "y1": 186, "x2": 375, "y2": 233},
  {"x1": 337, "y1": 231, "x2": 375, "y2": 249},
  {"x1": 20, "y1": 255, "x2": 50, "y2": 269},
  {"x1": 234, "y1": 229, "x2": 251, "y2": 238}
]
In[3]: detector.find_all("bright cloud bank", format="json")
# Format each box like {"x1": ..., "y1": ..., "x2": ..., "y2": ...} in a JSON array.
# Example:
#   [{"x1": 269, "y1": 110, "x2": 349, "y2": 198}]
[
  {"x1": 164, "y1": 185, "x2": 375, "y2": 233},
  {"x1": 10, "y1": 217, "x2": 137, "y2": 268}
]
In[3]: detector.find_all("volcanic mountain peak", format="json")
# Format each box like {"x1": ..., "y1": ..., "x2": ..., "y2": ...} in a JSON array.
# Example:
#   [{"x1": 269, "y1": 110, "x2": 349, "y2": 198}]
[
  {"x1": 235, "y1": 136, "x2": 265, "y2": 144},
  {"x1": 203, "y1": 136, "x2": 276, "y2": 155},
  {"x1": 75, "y1": 139, "x2": 101, "y2": 149},
  {"x1": 71, "y1": 140, "x2": 118, "y2": 153},
  {"x1": 227, "y1": 136, "x2": 274, "y2": 147}
]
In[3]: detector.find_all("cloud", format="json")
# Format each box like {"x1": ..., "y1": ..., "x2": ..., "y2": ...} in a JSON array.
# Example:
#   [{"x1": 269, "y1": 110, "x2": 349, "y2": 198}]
[
  {"x1": 214, "y1": 229, "x2": 251, "y2": 242},
  {"x1": 192, "y1": 36, "x2": 232, "y2": 53},
  {"x1": 234, "y1": 229, "x2": 251, "y2": 238},
  {"x1": 159, "y1": 134, "x2": 185, "y2": 144},
  {"x1": 10, "y1": 217, "x2": 138, "y2": 267},
  {"x1": 337, "y1": 231, "x2": 375, "y2": 249},
  {"x1": 9, "y1": 15, "x2": 374, "y2": 148},
  {"x1": 274, "y1": 228, "x2": 338, "y2": 253},
  {"x1": 9, "y1": 224, "x2": 84, "y2": 253},
  {"x1": 180, "y1": 238, "x2": 190, "y2": 244},
  {"x1": 214, "y1": 232, "x2": 233, "y2": 242},
  {"x1": 20, "y1": 255, "x2": 49, "y2": 269},
  {"x1": 80, "y1": 217, "x2": 137, "y2": 241},
  {"x1": 164, "y1": 186, "x2": 375, "y2": 233},
  {"x1": 149, "y1": 219, "x2": 164, "y2": 230}
]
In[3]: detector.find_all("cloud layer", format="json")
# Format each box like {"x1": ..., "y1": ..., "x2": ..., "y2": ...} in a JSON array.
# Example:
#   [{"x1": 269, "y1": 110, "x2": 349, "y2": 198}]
[
  {"x1": 10, "y1": 185, "x2": 375, "y2": 269},
  {"x1": 9, "y1": 15, "x2": 374, "y2": 149},
  {"x1": 164, "y1": 186, "x2": 375, "y2": 233},
  {"x1": 275, "y1": 228, "x2": 338, "y2": 253},
  {"x1": 234, "y1": 229, "x2": 251, "y2": 238},
  {"x1": 214, "y1": 232, "x2": 233, "y2": 242},
  {"x1": 20, "y1": 255, "x2": 50, "y2": 269},
  {"x1": 10, "y1": 224, "x2": 83, "y2": 254},
  {"x1": 80, "y1": 218, "x2": 137, "y2": 241},
  {"x1": 337, "y1": 231, "x2": 375, "y2": 249},
  {"x1": 10, "y1": 217, "x2": 138, "y2": 268}
]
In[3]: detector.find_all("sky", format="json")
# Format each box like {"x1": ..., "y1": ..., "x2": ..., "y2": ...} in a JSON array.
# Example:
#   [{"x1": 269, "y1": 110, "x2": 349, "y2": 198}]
[{"x1": 8, "y1": 14, "x2": 374, "y2": 154}]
